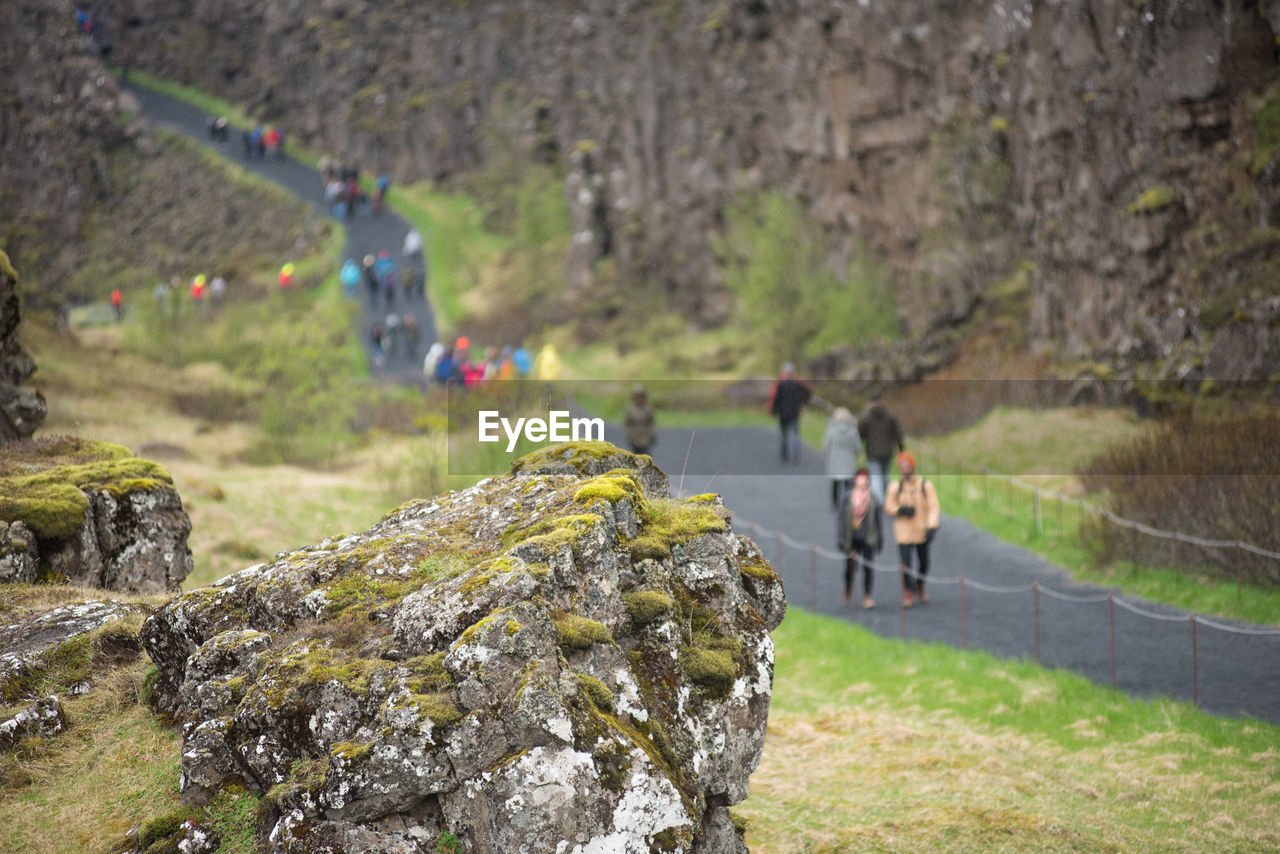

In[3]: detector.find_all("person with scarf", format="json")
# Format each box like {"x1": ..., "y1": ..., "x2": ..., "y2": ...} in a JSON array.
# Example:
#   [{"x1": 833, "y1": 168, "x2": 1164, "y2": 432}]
[
  {"x1": 883, "y1": 451, "x2": 940, "y2": 607},
  {"x1": 837, "y1": 468, "x2": 883, "y2": 609}
]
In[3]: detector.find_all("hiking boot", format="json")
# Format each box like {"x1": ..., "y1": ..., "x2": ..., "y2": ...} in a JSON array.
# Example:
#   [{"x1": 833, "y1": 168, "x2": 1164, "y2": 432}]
[{"x1": 862, "y1": 595, "x2": 875, "y2": 610}]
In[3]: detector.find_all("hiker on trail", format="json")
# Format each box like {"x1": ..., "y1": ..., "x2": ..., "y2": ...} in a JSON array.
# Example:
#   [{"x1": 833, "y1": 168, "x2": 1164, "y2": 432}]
[
  {"x1": 624, "y1": 385, "x2": 656, "y2": 456},
  {"x1": 434, "y1": 345, "x2": 458, "y2": 386},
  {"x1": 263, "y1": 126, "x2": 280, "y2": 159},
  {"x1": 319, "y1": 156, "x2": 336, "y2": 186},
  {"x1": 190, "y1": 274, "x2": 207, "y2": 311},
  {"x1": 344, "y1": 176, "x2": 361, "y2": 215},
  {"x1": 838, "y1": 468, "x2": 883, "y2": 610},
  {"x1": 822, "y1": 407, "x2": 863, "y2": 509},
  {"x1": 534, "y1": 343, "x2": 562, "y2": 382},
  {"x1": 370, "y1": 322, "x2": 386, "y2": 368},
  {"x1": 213, "y1": 117, "x2": 229, "y2": 144},
  {"x1": 326, "y1": 178, "x2": 344, "y2": 217},
  {"x1": 241, "y1": 129, "x2": 253, "y2": 158},
  {"x1": 424, "y1": 341, "x2": 445, "y2": 381},
  {"x1": 278, "y1": 263, "x2": 295, "y2": 289},
  {"x1": 376, "y1": 251, "x2": 397, "y2": 305},
  {"x1": 493, "y1": 346, "x2": 515, "y2": 381},
  {"x1": 402, "y1": 313, "x2": 421, "y2": 360},
  {"x1": 384, "y1": 313, "x2": 402, "y2": 358},
  {"x1": 250, "y1": 124, "x2": 265, "y2": 158},
  {"x1": 403, "y1": 227, "x2": 423, "y2": 260},
  {"x1": 110, "y1": 288, "x2": 123, "y2": 322},
  {"x1": 340, "y1": 259, "x2": 361, "y2": 299},
  {"x1": 512, "y1": 345, "x2": 532, "y2": 378},
  {"x1": 883, "y1": 451, "x2": 940, "y2": 608},
  {"x1": 374, "y1": 174, "x2": 390, "y2": 213},
  {"x1": 768, "y1": 363, "x2": 812, "y2": 464},
  {"x1": 210, "y1": 275, "x2": 226, "y2": 304},
  {"x1": 363, "y1": 255, "x2": 379, "y2": 305},
  {"x1": 859, "y1": 392, "x2": 905, "y2": 504},
  {"x1": 400, "y1": 268, "x2": 419, "y2": 302}
]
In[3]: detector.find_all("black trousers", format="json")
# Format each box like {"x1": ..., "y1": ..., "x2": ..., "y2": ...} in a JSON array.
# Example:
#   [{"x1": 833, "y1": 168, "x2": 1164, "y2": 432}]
[
  {"x1": 898, "y1": 542, "x2": 931, "y2": 593},
  {"x1": 844, "y1": 544, "x2": 874, "y2": 597}
]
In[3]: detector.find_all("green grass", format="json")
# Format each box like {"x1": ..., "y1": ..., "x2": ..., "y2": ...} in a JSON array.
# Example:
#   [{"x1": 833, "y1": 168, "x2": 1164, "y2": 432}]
[{"x1": 739, "y1": 608, "x2": 1280, "y2": 853}]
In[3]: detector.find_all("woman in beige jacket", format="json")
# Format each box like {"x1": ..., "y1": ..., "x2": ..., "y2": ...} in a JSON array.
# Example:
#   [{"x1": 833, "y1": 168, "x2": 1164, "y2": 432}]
[{"x1": 883, "y1": 451, "x2": 940, "y2": 607}]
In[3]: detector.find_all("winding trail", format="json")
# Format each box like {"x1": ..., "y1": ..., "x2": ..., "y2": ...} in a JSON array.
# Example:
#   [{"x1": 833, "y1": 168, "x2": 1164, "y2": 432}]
[
  {"x1": 122, "y1": 81, "x2": 436, "y2": 384},
  {"x1": 128, "y1": 81, "x2": 1280, "y2": 726}
]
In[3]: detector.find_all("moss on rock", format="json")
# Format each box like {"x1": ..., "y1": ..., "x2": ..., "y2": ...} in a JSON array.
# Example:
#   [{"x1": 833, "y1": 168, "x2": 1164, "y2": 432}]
[
  {"x1": 553, "y1": 613, "x2": 613, "y2": 651},
  {"x1": 575, "y1": 673, "x2": 614, "y2": 713},
  {"x1": 622, "y1": 590, "x2": 674, "y2": 626},
  {"x1": 626, "y1": 497, "x2": 727, "y2": 561},
  {"x1": 680, "y1": 647, "x2": 736, "y2": 693}
]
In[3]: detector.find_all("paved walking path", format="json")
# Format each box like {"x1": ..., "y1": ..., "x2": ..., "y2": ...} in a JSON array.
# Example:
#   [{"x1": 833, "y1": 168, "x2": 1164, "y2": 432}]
[
  {"x1": 128, "y1": 80, "x2": 1280, "y2": 727},
  {"x1": 121, "y1": 81, "x2": 435, "y2": 384}
]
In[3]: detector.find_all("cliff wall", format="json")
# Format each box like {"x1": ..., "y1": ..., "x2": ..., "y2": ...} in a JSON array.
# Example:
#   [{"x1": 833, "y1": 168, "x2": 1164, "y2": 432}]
[{"x1": 77, "y1": 1, "x2": 1280, "y2": 378}]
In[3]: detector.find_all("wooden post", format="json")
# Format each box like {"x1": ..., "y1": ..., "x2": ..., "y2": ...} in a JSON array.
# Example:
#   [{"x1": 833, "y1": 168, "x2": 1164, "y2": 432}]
[
  {"x1": 809, "y1": 544, "x2": 817, "y2": 612},
  {"x1": 1108, "y1": 593, "x2": 1116, "y2": 686},
  {"x1": 1033, "y1": 582, "x2": 1041, "y2": 664},
  {"x1": 1034, "y1": 489, "x2": 1043, "y2": 537},
  {"x1": 1191, "y1": 614, "x2": 1199, "y2": 707}
]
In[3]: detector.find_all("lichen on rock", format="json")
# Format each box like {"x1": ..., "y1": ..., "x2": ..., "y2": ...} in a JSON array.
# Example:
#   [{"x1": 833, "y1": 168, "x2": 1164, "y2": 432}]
[{"x1": 140, "y1": 441, "x2": 784, "y2": 852}]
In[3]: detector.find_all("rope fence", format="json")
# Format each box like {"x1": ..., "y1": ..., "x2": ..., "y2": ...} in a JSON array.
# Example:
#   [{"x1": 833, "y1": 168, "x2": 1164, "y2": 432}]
[{"x1": 742, "y1": 516, "x2": 1280, "y2": 710}]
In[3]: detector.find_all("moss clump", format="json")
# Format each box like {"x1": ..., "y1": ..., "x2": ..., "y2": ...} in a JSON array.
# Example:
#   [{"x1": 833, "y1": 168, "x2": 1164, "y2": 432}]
[
  {"x1": 0, "y1": 249, "x2": 17, "y2": 284},
  {"x1": 738, "y1": 557, "x2": 779, "y2": 582},
  {"x1": 573, "y1": 470, "x2": 647, "y2": 509},
  {"x1": 510, "y1": 440, "x2": 630, "y2": 476},
  {"x1": 622, "y1": 590, "x2": 674, "y2": 626},
  {"x1": 1, "y1": 620, "x2": 140, "y2": 703},
  {"x1": 576, "y1": 673, "x2": 614, "y2": 713},
  {"x1": 330, "y1": 740, "x2": 373, "y2": 762},
  {"x1": 408, "y1": 692, "x2": 464, "y2": 728},
  {"x1": 553, "y1": 613, "x2": 613, "y2": 651},
  {"x1": 135, "y1": 805, "x2": 201, "y2": 849},
  {"x1": 501, "y1": 514, "x2": 600, "y2": 554},
  {"x1": 681, "y1": 647, "x2": 736, "y2": 693},
  {"x1": 505, "y1": 619, "x2": 523, "y2": 636},
  {"x1": 0, "y1": 438, "x2": 173, "y2": 541},
  {"x1": 627, "y1": 497, "x2": 727, "y2": 561},
  {"x1": 406, "y1": 652, "x2": 452, "y2": 693},
  {"x1": 1127, "y1": 185, "x2": 1178, "y2": 215}
]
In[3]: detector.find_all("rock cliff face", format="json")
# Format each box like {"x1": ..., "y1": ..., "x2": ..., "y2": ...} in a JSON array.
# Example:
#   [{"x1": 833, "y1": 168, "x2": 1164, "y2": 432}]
[
  {"x1": 138, "y1": 443, "x2": 784, "y2": 853},
  {"x1": 96, "y1": 0, "x2": 1280, "y2": 379},
  {"x1": 0, "y1": 1, "x2": 132, "y2": 304},
  {"x1": 0, "y1": 252, "x2": 46, "y2": 440},
  {"x1": 0, "y1": 437, "x2": 193, "y2": 593}
]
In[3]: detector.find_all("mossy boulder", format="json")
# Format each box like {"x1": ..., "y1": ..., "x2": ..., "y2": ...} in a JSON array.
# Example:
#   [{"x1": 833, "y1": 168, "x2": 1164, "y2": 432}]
[
  {"x1": 143, "y1": 442, "x2": 783, "y2": 852},
  {"x1": 0, "y1": 436, "x2": 192, "y2": 592}
]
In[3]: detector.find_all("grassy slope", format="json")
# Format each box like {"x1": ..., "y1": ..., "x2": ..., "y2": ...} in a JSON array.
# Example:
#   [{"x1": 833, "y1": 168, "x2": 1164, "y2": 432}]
[{"x1": 740, "y1": 608, "x2": 1280, "y2": 853}]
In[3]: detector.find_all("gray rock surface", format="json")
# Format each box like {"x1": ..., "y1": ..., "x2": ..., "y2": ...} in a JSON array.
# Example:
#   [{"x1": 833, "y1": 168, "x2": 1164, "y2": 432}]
[
  {"x1": 0, "y1": 696, "x2": 66, "y2": 749},
  {"x1": 0, "y1": 252, "x2": 46, "y2": 441},
  {"x1": 142, "y1": 442, "x2": 784, "y2": 852}
]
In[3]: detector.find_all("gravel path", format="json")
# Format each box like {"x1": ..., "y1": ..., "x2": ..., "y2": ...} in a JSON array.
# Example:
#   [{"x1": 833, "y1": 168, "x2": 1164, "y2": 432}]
[{"x1": 128, "y1": 80, "x2": 1280, "y2": 726}]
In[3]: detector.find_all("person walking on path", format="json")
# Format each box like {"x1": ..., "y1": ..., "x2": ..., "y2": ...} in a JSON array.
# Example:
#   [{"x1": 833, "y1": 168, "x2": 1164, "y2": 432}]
[
  {"x1": 340, "y1": 258, "x2": 360, "y2": 299},
  {"x1": 768, "y1": 363, "x2": 812, "y2": 464},
  {"x1": 859, "y1": 392, "x2": 904, "y2": 503},
  {"x1": 822, "y1": 406, "x2": 862, "y2": 508},
  {"x1": 837, "y1": 468, "x2": 882, "y2": 609},
  {"x1": 883, "y1": 451, "x2": 940, "y2": 608},
  {"x1": 362, "y1": 255, "x2": 379, "y2": 306},
  {"x1": 110, "y1": 287, "x2": 123, "y2": 322},
  {"x1": 624, "y1": 385, "x2": 657, "y2": 456}
]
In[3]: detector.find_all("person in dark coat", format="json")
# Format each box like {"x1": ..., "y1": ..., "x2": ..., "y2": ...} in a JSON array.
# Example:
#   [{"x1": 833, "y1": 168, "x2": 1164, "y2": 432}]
[
  {"x1": 624, "y1": 385, "x2": 656, "y2": 456},
  {"x1": 837, "y1": 468, "x2": 883, "y2": 609},
  {"x1": 858, "y1": 392, "x2": 904, "y2": 503},
  {"x1": 768, "y1": 363, "x2": 812, "y2": 463}
]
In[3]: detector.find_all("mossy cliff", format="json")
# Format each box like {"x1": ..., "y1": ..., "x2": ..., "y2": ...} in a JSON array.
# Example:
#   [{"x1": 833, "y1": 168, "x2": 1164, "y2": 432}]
[
  {"x1": 0, "y1": 250, "x2": 46, "y2": 441},
  {"x1": 0, "y1": 436, "x2": 193, "y2": 593},
  {"x1": 135, "y1": 441, "x2": 784, "y2": 853}
]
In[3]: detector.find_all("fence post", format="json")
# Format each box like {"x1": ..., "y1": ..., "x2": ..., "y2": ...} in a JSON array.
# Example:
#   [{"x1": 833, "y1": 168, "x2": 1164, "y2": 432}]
[
  {"x1": 1191, "y1": 614, "x2": 1198, "y2": 707},
  {"x1": 809, "y1": 544, "x2": 817, "y2": 612},
  {"x1": 1108, "y1": 593, "x2": 1116, "y2": 687},
  {"x1": 1033, "y1": 582, "x2": 1041, "y2": 664},
  {"x1": 1235, "y1": 543, "x2": 1242, "y2": 608},
  {"x1": 960, "y1": 576, "x2": 967, "y2": 649},
  {"x1": 1033, "y1": 489, "x2": 1043, "y2": 537},
  {"x1": 898, "y1": 565, "x2": 906, "y2": 641}
]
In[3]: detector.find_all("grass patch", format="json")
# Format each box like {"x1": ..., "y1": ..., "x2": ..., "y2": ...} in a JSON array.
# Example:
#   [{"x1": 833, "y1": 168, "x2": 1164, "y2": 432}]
[{"x1": 738, "y1": 608, "x2": 1280, "y2": 853}]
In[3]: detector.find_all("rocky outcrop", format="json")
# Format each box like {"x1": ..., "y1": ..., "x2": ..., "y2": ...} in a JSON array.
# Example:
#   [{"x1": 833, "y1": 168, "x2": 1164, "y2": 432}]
[
  {"x1": 0, "y1": 696, "x2": 66, "y2": 749},
  {"x1": 97, "y1": 0, "x2": 1280, "y2": 379},
  {"x1": 0, "y1": 2, "x2": 132, "y2": 305},
  {"x1": 0, "y1": 252, "x2": 46, "y2": 440},
  {"x1": 138, "y1": 442, "x2": 784, "y2": 853},
  {"x1": 0, "y1": 437, "x2": 193, "y2": 593}
]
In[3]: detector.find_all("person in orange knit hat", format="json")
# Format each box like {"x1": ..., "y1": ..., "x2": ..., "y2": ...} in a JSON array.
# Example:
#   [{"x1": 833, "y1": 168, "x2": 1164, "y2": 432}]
[{"x1": 883, "y1": 451, "x2": 940, "y2": 608}]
